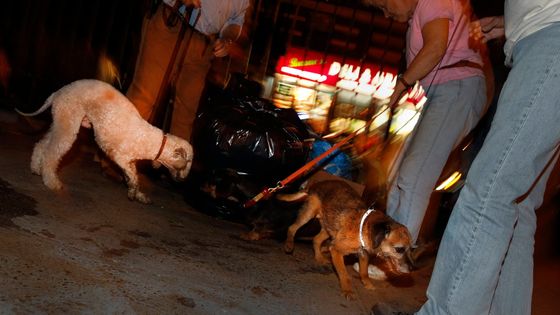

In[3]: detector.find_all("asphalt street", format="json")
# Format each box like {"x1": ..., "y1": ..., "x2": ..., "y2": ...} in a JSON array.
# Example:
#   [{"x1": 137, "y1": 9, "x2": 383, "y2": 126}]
[
  {"x1": 0, "y1": 108, "x2": 557, "y2": 314},
  {"x1": 0, "y1": 108, "x2": 430, "y2": 314}
]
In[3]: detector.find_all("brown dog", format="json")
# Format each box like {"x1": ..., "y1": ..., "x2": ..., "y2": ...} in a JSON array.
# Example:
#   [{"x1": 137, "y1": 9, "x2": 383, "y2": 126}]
[{"x1": 281, "y1": 180, "x2": 413, "y2": 299}]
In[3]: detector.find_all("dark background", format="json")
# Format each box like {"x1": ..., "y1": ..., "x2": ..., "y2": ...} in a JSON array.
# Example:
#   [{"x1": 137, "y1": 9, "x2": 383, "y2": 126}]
[
  {"x1": 0, "y1": 0, "x2": 506, "y2": 112},
  {"x1": 0, "y1": 0, "x2": 147, "y2": 111}
]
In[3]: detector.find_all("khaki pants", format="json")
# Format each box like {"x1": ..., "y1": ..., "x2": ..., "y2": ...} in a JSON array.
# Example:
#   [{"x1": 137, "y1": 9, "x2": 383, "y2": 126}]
[{"x1": 127, "y1": 5, "x2": 214, "y2": 141}]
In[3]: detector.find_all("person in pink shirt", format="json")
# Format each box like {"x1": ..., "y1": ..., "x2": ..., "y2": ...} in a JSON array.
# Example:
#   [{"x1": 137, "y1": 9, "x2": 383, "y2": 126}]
[{"x1": 362, "y1": 0, "x2": 488, "y2": 247}]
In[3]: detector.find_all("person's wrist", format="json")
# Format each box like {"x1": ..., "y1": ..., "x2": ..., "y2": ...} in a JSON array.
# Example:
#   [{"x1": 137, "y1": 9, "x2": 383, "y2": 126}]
[{"x1": 397, "y1": 74, "x2": 413, "y2": 89}]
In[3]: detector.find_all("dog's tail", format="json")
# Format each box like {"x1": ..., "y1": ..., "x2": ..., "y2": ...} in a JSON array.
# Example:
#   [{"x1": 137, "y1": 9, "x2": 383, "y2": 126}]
[
  {"x1": 14, "y1": 92, "x2": 56, "y2": 116},
  {"x1": 276, "y1": 191, "x2": 309, "y2": 202}
]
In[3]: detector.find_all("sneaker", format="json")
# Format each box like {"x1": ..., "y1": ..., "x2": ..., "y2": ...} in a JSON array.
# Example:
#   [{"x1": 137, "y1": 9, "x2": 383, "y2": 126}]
[{"x1": 371, "y1": 303, "x2": 414, "y2": 315}]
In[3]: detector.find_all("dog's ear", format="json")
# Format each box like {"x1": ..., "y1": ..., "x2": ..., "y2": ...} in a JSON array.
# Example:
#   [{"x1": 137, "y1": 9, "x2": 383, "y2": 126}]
[
  {"x1": 405, "y1": 247, "x2": 417, "y2": 270},
  {"x1": 372, "y1": 221, "x2": 391, "y2": 248},
  {"x1": 174, "y1": 147, "x2": 187, "y2": 160}
]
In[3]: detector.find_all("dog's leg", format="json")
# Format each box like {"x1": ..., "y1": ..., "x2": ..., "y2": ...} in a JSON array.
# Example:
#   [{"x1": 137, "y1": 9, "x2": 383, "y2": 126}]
[
  {"x1": 330, "y1": 244, "x2": 355, "y2": 300},
  {"x1": 119, "y1": 160, "x2": 151, "y2": 204},
  {"x1": 358, "y1": 248, "x2": 375, "y2": 290},
  {"x1": 31, "y1": 131, "x2": 51, "y2": 175},
  {"x1": 312, "y1": 228, "x2": 330, "y2": 265},
  {"x1": 40, "y1": 116, "x2": 81, "y2": 190},
  {"x1": 284, "y1": 195, "x2": 320, "y2": 254}
]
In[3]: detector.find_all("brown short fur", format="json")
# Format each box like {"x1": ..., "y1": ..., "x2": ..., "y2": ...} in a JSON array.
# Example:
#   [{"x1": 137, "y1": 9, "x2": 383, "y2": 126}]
[{"x1": 282, "y1": 180, "x2": 412, "y2": 299}]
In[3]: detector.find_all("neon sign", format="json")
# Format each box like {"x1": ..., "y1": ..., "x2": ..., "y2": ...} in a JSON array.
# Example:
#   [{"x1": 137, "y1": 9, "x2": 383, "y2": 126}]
[
  {"x1": 276, "y1": 47, "x2": 397, "y2": 90},
  {"x1": 288, "y1": 57, "x2": 324, "y2": 68}
]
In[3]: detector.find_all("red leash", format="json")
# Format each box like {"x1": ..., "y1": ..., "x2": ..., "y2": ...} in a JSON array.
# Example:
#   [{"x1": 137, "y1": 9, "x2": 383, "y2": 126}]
[
  {"x1": 242, "y1": 74, "x2": 429, "y2": 208},
  {"x1": 242, "y1": 130, "x2": 358, "y2": 208},
  {"x1": 242, "y1": 107, "x2": 390, "y2": 208}
]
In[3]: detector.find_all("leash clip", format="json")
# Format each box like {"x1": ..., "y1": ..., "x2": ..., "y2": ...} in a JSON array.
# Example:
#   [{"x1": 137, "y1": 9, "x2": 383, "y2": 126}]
[
  {"x1": 243, "y1": 182, "x2": 284, "y2": 208},
  {"x1": 269, "y1": 181, "x2": 284, "y2": 194}
]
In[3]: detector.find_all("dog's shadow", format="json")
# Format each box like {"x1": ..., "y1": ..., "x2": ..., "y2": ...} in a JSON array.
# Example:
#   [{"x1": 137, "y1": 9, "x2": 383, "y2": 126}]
[{"x1": 299, "y1": 264, "x2": 333, "y2": 275}]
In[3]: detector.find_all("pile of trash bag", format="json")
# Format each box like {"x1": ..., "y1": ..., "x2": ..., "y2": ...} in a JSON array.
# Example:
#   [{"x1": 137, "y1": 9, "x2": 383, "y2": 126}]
[
  {"x1": 194, "y1": 95, "x2": 311, "y2": 184},
  {"x1": 188, "y1": 78, "x2": 312, "y2": 220}
]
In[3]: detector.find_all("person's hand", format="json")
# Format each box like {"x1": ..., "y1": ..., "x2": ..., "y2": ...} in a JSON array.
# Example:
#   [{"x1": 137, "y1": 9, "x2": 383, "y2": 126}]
[
  {"x1": 387, "y1": 89, "x2": 401, "y2": 109},
  {"x1": 181, "y1": 0, "x2": 201, "y2": 8},
  {"x1": 213, "y1": 38, "x2": 233, "y2": 58},
  {"x1": 387, "y1": 78, "x2": 409, "y2": 109},
  {"x1": 470, "y1": 16, "x2": 505, "y2": 43}
]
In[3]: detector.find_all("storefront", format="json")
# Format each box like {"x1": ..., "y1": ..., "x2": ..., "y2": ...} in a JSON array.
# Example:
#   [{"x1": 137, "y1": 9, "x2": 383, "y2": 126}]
[
  {"x1": 266, "y1": 47, "x2": 428, "y2": 185},
  {"x1": 269, "y1": 47, "x2": 421, "y2": 139}
]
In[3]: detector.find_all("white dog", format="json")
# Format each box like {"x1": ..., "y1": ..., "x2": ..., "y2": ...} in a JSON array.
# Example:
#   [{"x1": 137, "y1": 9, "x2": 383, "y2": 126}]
[{"x1": 18, "y1": 79, "x2": 193, "y2": 204}]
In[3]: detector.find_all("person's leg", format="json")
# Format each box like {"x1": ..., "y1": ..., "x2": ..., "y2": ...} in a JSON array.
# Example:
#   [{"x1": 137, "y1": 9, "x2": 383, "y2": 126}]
[
  {"x1": 169, "y1": 34, "x2": 213, "y2": 141},
  {"x1": 126, "y1": 5, "x2": 180, "y2": 120},
  {"x1": 386, "y1": 76, "x2": 486, "y2": 243},
  {"x1": 97, "y1": 5, "x2": 179, "y2": 179},
  {"x1": 418, "y1": 23, "x2": 560, "y2": 315},
  {"x1": 489, "y1": 150, "x2": 557, "y2": 315}
]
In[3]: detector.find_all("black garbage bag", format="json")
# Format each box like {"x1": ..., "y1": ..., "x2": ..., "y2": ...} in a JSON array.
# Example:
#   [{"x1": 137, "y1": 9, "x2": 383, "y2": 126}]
[
  {"x1": 188, "y1": 81, "x2": 312, "y2": 221},
  {"x1": 193, "y1": 93, "x2": 311, "y2": 186}
]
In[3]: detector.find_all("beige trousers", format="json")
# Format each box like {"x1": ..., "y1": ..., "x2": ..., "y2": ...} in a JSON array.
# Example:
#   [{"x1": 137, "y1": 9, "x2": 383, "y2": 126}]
[{"x1": 126, "y1": 5, "x2": 214, "y2": 141}]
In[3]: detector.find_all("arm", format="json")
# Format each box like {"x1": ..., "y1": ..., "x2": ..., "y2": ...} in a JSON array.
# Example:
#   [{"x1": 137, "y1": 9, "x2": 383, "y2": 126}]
[
  {"x1": 213, "y1": 24, "x2": 242, "y2": 58},
  {"x1": 470, "y1": 16, "x2": 505, "y2": 43},
  {"x1": 213, "y1": 2, "x2": 249, "y2": 58},
  {"x1": 389, "y1": 18, "x2": 449, "y2": 108}
]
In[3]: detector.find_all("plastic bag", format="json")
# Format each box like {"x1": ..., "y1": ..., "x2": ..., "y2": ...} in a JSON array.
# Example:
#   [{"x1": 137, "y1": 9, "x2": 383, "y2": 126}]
[{"x1": 192, "y1": 87, "x2": 312, "y2": 188}]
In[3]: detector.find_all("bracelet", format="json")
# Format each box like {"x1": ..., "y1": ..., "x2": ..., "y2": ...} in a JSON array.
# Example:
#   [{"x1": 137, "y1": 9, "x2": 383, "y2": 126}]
[{"x1": 397, "y1": 74, "x2": 413, "y2": 89}]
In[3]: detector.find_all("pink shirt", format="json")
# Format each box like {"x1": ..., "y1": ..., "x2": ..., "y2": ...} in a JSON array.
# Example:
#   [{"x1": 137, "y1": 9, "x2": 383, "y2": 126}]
[{"x1": 406, "y1": 0, "x2": 484, "y2": 86}]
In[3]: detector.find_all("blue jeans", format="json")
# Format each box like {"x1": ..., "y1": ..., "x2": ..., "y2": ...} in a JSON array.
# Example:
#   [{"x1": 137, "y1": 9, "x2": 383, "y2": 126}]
[
  {"x1": 418, "y1": 23, "x2": 560, "y2": 315},
  {"x1": 387, "y1": 75, "x2": 487, "y2": 243}
]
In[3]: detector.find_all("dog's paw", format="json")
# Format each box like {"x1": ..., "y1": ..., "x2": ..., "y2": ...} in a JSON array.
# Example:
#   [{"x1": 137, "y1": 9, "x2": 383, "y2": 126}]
[
  {"x1": 135, "y1": 193, "x2": 152, "y2": 204},
  {"x1": 341, "y1": 289, "x2": 356, "y2": 300},
  {"x1": 240, "y1": 231, "x2": 262, "y2": 241},
  {"x1": 362, "y1": 279, "x2": 376, "y2": 290},
  {"x1": 30, "y1": 164, "x2": 41, "y2": 175},
  {"x1": 283, "y1": 241, "x2": 294, "y2": 254},
  {"x1": 43, "y1": 177, "x2": 63, "y2": 191},
  {"x1": 128, "y1": 190, "x2": 152, "y2": 204}
]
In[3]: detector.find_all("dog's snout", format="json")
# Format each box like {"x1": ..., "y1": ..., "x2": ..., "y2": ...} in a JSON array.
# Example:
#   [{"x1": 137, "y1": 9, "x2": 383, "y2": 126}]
[{"x1": 173, "y1": 165, "x2": 190, "y2": 181}]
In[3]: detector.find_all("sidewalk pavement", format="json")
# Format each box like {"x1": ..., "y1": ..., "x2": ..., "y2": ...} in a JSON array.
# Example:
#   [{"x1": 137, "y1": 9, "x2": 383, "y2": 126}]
[{"x1": 0, "y1": 108, "x2": 431, "y2": 314}]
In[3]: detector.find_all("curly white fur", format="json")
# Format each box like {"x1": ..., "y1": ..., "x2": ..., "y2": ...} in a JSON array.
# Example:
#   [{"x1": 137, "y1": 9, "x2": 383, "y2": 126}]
[{"x1": 20, "y1": 79, "x2": 193, "y2": 203}]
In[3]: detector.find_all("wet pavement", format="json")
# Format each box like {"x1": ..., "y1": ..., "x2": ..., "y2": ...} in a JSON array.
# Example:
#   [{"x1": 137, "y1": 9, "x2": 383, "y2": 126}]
[
  {"x1": 0, "y1": 108, "x2": 431, "y2": 314},
  {"x1": 0, "y1": 107, "x2": 557, "y2": 314}
]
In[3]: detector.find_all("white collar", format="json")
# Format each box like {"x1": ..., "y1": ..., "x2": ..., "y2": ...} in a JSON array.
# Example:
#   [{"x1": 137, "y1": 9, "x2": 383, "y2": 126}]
[{"x1": 359, "y1": 208, "x2": 376, "y2": 249}]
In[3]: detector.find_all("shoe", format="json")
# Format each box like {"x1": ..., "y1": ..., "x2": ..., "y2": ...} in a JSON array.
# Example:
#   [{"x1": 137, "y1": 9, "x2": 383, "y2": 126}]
[{"x1": 371, "y1": 303, "x2": 414, "y2": 315}]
